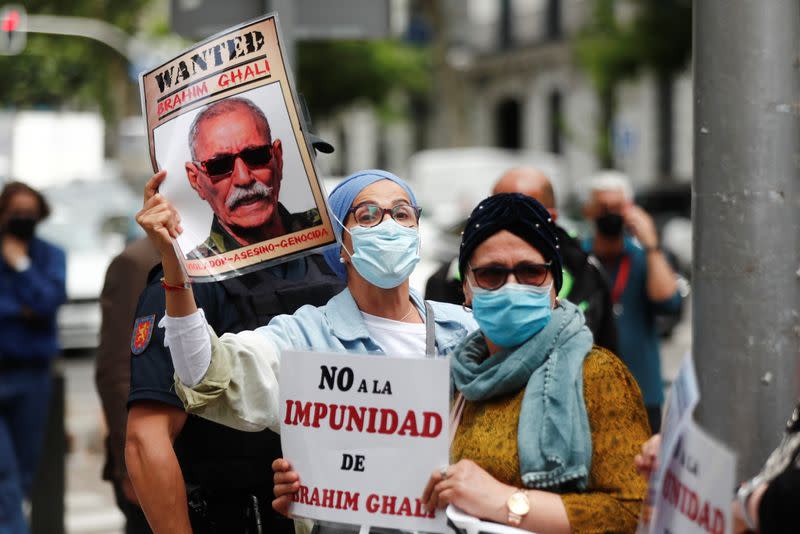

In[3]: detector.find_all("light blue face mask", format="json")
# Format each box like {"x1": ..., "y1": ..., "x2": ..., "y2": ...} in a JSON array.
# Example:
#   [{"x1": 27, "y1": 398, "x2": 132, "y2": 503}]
[
  {"x1": 470, "y1": 282, "x2": 553, "y2": 348},
  {"x1": 344, "y1": 219, "x2": 421, "y2": 289}
]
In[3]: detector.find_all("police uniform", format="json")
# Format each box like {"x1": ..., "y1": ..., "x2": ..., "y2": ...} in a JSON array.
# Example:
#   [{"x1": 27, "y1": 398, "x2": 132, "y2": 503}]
[{"x1": 128, "y1": 254, "x2": 343, "y2": 533}]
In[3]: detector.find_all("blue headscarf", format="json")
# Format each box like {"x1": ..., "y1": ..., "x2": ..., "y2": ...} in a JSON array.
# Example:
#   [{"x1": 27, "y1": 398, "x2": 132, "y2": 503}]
[{"x1": 322, "y1": 169, "x2": 418, "y2": 280}]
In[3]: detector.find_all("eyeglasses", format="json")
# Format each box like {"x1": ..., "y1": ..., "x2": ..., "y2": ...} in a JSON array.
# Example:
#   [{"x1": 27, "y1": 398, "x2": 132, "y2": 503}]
[
  {"x1": 469, "y1": 262, "x2": 552, "y2": 290},
  {"x1": 196, "y1": 144, "x2": 272, "y2": 182},
  {"x1": 347, "y1": 202, "x2": 422, "y2": 228}
]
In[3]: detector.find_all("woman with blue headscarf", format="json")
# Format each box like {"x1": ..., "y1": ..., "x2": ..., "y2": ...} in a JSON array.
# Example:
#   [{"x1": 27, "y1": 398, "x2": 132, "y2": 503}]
[{"x1": 136, "y1": 169, "x2": 476, "y2": 432}]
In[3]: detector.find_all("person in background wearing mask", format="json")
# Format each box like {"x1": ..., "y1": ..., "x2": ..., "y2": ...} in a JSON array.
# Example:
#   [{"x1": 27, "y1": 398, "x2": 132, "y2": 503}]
[
  {"x1": 0, "y1": 181, "x2": 67, "y2": 534},
  {"x1": 582, "y1": 171, "x2": 681, "y2": 433},
  {"x1": 134, "y1": 169, "x2": 476, "y2": 533}
]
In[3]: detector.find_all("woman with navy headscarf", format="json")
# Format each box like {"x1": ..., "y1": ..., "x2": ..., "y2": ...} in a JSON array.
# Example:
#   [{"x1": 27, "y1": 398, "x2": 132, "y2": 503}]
[{"x1": 136, "y1": 169, "x2": 476, "y2": 430}]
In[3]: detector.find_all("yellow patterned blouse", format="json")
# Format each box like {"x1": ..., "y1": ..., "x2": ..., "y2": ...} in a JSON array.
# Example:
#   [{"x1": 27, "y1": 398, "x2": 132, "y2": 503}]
[{"x1": 451, "y1": 346, "x2": 650, "y2": 534}]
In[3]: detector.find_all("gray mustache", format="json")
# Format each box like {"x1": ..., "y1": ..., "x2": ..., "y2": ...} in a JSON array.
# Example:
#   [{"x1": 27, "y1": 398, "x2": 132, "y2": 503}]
[{"x1": 226, "y1": 181, "x2": 274, "y2": 210}]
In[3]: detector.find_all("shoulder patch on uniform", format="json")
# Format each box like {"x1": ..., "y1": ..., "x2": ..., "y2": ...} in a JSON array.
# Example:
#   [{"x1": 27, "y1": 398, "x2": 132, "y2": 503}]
[{"x1": 131, "y1": 314, "x2": 156, "y2": 355}]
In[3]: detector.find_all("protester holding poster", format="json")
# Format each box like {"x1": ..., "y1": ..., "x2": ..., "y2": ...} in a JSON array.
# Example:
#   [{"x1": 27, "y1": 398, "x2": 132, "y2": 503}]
[
  {"x1": 414, "y1": 193, "x2": 651, "y2": 533},
  {"x1": 134, "y1": 168, "x2": 477, "y2": 531},
  {"x1": 135, "y1": 168, "x2": 476, "y2": 417}
]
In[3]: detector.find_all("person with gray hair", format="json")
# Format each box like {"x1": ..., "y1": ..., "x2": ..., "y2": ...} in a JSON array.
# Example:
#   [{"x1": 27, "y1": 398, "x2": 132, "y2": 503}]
[
  {"x1": 184, "y1": 97, "x2": 321, "y2": 258},
  {"x1": 581, "y1": 170, "x2": 681, "y2": 434}
]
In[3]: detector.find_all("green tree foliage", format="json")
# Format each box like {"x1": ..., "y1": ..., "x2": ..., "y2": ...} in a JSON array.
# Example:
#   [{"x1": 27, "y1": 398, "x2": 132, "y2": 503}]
[
  {"x1": 0, "y1": 0, "x2": 151, "y2": 121},
  {"x1": 297, "y1": 40, "x2": 431, "y2": 121},
  {"x1": 575, "y1": 0, "x2": 691, "y2": 166}
]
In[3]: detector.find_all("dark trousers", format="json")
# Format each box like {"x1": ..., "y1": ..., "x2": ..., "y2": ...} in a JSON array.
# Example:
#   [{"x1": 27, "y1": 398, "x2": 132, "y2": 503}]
[
  {"x1": 111, "y1": 480, "x2": 152, "y2": 534},
  {"x1": 0, "y1": 368, "x2": 52, "y2": 534},
  {"x1": 646, "y1": 405, "x2": 662, "y2": 436}
]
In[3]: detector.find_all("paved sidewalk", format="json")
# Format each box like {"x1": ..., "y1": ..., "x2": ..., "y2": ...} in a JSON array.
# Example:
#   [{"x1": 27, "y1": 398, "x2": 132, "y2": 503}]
[{"x1": 60, "y1": 357, "x2": 124, "y2": 534}]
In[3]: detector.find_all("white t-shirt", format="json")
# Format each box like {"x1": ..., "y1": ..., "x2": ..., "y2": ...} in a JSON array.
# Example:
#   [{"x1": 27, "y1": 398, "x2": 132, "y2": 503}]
[{"x1": 360, "y1": 311, "x2": 431, "y2": 358}]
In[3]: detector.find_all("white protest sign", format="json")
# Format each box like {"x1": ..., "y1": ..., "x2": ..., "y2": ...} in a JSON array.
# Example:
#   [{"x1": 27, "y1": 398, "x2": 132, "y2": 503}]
[
  {"x1": 652, "y1": 420, "x2": 736, "y2": 534},
  {"x1": 279, "y1": 350, "x2": 450, "y2": 532},
  {"x1": 640, "y1": 351, "x2": 701, "y2": 533},
  {"x1": 659, "y1": 351, "x2": 701, "y2": 478}
]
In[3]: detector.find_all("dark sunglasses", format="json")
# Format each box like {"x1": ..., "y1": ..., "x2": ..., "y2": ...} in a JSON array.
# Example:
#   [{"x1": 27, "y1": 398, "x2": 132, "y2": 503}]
[
  {"x1": 196, "y1": 144, "x2": 272, "y2": 181},
  {"x1": 469, "y1": 261, "x2": 552, "y2": 290}
]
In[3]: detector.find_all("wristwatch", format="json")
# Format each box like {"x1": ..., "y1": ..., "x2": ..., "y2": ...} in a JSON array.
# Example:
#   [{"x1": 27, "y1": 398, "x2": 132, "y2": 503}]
[
  {"x1": 506, "y1": 490, "x2": 530, "y2": 526},
  {"x1": 736, "y1": 474, "x2": 764, "y2": 531}
]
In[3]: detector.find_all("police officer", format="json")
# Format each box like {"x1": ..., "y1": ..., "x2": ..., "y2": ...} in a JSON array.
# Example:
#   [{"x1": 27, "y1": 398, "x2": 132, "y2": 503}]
[
  {"x1": 126, "y1": 253, "x2": 342, "y2": 533},
  {"x1": 125, "y1": 134, "x2": 343, "y2": 533}
]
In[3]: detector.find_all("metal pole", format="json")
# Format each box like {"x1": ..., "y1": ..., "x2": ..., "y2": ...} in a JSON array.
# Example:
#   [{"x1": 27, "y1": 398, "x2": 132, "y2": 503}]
[{"x1": 693, "y1": 0, "x2": 800, "y2": 477}]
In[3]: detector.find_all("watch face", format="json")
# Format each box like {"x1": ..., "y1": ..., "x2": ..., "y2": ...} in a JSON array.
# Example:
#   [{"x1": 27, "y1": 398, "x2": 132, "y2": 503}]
[{"x1": 508, "y1": 492, "x2": 530, "y2": 515}]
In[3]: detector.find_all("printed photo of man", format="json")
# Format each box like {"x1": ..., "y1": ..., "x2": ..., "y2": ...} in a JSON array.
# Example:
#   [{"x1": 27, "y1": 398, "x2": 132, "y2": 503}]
[{"x1": 184, "y1": 97, "x2": 320, "y2": 258}]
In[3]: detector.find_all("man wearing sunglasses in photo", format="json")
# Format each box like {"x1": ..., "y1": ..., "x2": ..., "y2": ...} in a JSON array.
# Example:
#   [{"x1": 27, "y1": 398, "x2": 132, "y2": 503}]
[{"x1": 184, "y1": 97, "x2": 323, "y2": 258}]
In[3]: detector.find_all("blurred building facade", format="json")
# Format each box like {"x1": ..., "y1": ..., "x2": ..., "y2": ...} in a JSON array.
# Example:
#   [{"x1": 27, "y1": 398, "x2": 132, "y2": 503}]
[
  {"x1": 316, "y1": 0, "x2": 692, "y2": 195},
  {"x1": 425, "y1": 0, "x2": 693, "y2": 192}
]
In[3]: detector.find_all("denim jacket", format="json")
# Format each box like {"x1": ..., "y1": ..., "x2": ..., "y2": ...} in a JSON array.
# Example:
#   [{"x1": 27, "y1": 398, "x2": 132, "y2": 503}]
[{"x1": 175, "y1": 287, "x2": 477, "y2": 433}]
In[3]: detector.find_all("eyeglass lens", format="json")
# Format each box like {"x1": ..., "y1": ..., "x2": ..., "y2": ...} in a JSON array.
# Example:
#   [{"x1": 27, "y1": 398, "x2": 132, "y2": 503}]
[
  {"x1": 352, "y1": 204, "x2": 419, "y2": 228},
  {"x1": 472, "y1": 263, "x2": 550, "y2": 289},
  {"x1": 202, "y1": 145, "x2": 272, "y2": 180}
]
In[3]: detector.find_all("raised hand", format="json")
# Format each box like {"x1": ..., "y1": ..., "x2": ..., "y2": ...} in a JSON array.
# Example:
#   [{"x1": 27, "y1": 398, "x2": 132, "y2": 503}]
[
  {"x1": 622, "y1": 204, "x2": 659, "y2": 250},
  {"x1": 135, "y1": 171, "x2": 183, "y2": 260}
]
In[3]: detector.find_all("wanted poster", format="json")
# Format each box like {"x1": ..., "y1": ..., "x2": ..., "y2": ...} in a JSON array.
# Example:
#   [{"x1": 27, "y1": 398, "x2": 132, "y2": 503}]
[{"x1": 140, "y1": 14, "x2": 336, "y2": 281}]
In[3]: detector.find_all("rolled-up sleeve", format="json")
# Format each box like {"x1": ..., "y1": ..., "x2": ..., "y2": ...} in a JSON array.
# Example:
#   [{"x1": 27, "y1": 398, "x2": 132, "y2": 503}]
[{"x1": 175, "y1": 328, "x2": 282, "y2": 433}]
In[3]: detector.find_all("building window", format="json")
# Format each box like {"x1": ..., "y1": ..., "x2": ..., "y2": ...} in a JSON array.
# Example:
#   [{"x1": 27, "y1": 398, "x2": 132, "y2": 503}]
[
  {"x1": 495, "y1": 98, "x2": 522, "y2": 149},
  {"x1": 545, "y1": 0, "x2": 562, "y2": 41},
  {"x1": 548, "y1": 90, "x2": 563, "y2": 155},
  {"x1": 499, "y1": 0, "x2": 513, "y2": 49}
]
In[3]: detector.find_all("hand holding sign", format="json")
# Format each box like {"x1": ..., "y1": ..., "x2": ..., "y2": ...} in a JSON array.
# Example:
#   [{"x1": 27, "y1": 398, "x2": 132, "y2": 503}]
[
  {"x1": 421, "y1": 459, "x2": 513, "y2": 522},
  {"x1": 635, "y1": 434, "x2": 662, "y2": 481},
  {"x1": 272, "y1": 458, "x2": 300, "y2": 517}
]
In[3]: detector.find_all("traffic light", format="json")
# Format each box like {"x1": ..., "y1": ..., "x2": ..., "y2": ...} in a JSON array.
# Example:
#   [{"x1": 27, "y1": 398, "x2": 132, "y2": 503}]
[{"x1": 0, "y1": 4, "x2": 26, "y2": 55}]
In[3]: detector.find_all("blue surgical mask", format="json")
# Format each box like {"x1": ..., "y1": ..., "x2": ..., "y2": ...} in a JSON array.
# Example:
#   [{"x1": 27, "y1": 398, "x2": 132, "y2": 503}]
[
  {"x1": 344, "y1": 219, "x2": 420, "y2": 289},
  {"x1": 470, "y1": 282, "x2": 553, "y2": 348}
]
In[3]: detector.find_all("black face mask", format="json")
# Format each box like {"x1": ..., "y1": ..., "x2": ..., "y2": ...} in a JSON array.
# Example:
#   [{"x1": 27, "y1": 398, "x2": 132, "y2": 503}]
[
  {"x1": 5, "y1": 216, "x2": 37, "y2": 241},
  {"x1": 595, "y1": 212, "x2": 624, "y2": 237}
]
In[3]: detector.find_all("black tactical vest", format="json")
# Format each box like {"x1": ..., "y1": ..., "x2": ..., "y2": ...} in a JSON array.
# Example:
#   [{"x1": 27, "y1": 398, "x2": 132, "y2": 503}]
[{"x1": 173, "y1": 254, "x2": 343, "y2": 491}]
